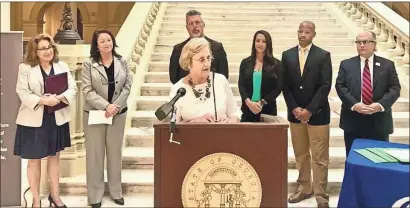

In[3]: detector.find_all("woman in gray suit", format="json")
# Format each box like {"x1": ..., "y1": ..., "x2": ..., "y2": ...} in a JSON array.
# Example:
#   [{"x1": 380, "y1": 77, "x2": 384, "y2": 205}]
[
  {"x1": 14, "y1": 34, "x2": 77, "y2": 208},
  {"x1": 81, "y1": 30, "x2": 132, "y2": 208}
]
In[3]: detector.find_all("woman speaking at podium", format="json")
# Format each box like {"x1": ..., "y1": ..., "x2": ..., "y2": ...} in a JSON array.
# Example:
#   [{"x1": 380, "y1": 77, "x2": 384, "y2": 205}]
[{"x1": 169, "y1": 38, "x2": 241, "y2": 123}]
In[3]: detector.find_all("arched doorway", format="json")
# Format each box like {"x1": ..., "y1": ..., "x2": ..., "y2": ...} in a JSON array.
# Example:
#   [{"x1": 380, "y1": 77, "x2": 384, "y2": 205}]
[{"x1": 29, "y1": 2, "x2": 89, "y2": 39}]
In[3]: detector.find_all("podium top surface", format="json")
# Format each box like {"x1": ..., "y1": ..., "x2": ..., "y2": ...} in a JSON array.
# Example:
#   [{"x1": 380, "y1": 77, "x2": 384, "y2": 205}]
[{"x1": 154, "y1": 115, "x2": 289, "y2": 129}]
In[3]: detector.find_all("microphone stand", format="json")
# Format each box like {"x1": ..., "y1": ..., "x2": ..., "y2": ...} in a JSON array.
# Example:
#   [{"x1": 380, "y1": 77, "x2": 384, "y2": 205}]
[{"x1": 169, "y1": 106, "x2": 180, "y2": 145}]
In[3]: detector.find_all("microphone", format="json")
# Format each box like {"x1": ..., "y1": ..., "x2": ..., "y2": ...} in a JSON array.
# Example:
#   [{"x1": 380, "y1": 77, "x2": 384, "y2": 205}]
[{"x1": 155, "y1": 87, "x2": 186, "y2": 121}]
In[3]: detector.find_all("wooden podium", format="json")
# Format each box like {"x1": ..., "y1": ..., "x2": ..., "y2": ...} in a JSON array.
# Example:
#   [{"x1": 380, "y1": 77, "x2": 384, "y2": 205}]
[{"x1": 154, "y1": 115, "x2": 289, "y2": 207}]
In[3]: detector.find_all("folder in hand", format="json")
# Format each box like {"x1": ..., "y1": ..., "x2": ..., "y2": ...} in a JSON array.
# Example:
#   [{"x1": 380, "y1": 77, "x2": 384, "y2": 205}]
[{"x1": 44, "y1": 72, "x2": 68, "y2": 113}]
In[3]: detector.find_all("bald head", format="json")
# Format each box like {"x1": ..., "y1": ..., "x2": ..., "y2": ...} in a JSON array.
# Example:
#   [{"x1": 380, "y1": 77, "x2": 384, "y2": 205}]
[
  {"x1": 299, "y1": 21, "x2": 316, "y2": 32},
  {"x1": 356, "y1": 31, "x2": 376, "y2": 41},
  {"x1": 355, "y1": 31, "x2": 377, "y2": 58},
  {"x1": 297, "y1": 21, "x2": 316, "y2": 47}
]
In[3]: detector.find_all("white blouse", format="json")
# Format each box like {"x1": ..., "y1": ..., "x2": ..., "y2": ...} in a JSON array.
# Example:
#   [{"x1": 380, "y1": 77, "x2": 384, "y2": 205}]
[{"x1": 169, "y1": 72, "x2": 242, "y2": 122}]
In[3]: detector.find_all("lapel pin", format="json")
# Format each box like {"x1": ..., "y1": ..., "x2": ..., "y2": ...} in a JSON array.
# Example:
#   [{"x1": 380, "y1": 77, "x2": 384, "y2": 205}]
[{"x1": 375, "y1": 62, "x2": 380, "y2": 66}]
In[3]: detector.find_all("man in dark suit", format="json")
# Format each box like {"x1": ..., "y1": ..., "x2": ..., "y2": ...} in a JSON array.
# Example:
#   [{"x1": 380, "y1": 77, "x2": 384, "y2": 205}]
[
  {"x1": 169, "y1": 10, "x2": 229, "y2": 84},
  {"x1": 335, "y1": 31, "x2": 401, "y2": 156},
  {"x1": 282, "y1": 21, "x2": 332, "y2": 208}
]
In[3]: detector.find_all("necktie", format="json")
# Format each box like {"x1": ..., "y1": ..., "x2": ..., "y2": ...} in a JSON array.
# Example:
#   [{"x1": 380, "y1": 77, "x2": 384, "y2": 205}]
[
  {"x1": 362, "y1": 59, "x2": 373, "y2": 105},
  {"x1": 299, "y1": 47, "x2": 307, "y2": 74}
]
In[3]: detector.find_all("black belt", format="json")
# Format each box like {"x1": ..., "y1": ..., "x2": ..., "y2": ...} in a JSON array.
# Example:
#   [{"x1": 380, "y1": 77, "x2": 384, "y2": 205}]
[{"x1": 84, "y1": 107, "x2": 128, "y2": 114}]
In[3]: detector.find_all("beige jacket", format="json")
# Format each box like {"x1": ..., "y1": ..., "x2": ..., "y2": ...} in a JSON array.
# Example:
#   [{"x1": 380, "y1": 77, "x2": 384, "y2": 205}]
[
  {"x1": 81, "y1": 56, "x2": 133, "y2": 112},
  {"x1": 15, "y1": 62, "x2": 78, "y2": 127}
]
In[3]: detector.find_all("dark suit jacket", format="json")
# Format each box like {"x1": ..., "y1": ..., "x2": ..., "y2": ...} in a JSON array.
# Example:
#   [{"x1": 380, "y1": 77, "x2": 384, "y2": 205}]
[
  {"x1": 169, "y1": 36, "x2": 229, "y2": 84},
  {"x1": 282, "y1": 44, "x2": 333, "y2": 125},
  {"x1": 335, "y1": 55, "x2": 401, "y2": 135},
  {"x1": 238, "y1": 56, "x2": 283, "y2": 117}
]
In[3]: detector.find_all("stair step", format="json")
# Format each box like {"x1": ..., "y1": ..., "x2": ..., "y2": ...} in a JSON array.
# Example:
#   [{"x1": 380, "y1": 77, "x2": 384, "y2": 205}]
[
  {"x1": 154, "y1": 44, "x2": 355, "y2": 54},
  {"x1": 139, "y1": 83, "x2": 340, "y2": 97},
  {"x1": 59, "y1": 167, "x2": 345, "y2": 195},
  {"x1": 125, "y1": 127, "x2": 410, "y2": 148},
  {"x1": 162, "y1": 19, "x2": 338, "y2": 25},
  {"x1": 161, "y1": 23, "x2": 342, "y2": 30},
  {"x1": 121, "y1": 146, "x2": 349, "y2": 169},
  {"x1": 59, "y1": 169, "x2": 154, "y2": 195},
  {"x1": 160, "y1": 27, "x2": 341, "y2": 33},
  {"x1": 135, "y1": 93, "x2": 409, "y2": 112},
  {"x1": 148, "y1": 62, "x2": 342, "y2": 73},
  {"x1": 156, "y1": 37, "x2": 354, "y2": 46},
  {"x1": 40, "y1": 194, "x2": 341, "y2": 207},
  {"x1": 146, "y1": 71, "x2": 339, "y2": 84},
  {"x1": 169, "y1": 2, "x2": 324, "y2": 8},
  {"x1": 166, "y1": 8, "x2": 327, "y2": 14},
  {"x1": 151, "y1": 52, "x2": 349, "y2": 64},
  {"x1": 131, "y1": 110, "x2": 409, "y2": 128},
  {"x1": 163, "y1": 13, "x2": 333, "y2": 20}
]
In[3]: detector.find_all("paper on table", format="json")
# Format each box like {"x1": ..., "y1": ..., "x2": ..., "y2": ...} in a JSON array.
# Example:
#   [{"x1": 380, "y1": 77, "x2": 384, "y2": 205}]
[
  {"x1": 383, "y1": 148, "x2": 410, "y2": 163},
  {"x1": 354, "y1": 149, "x2": 388, "y2": 163},
  {"x1": 367, "y1": 148, "x2": 399, "y2": 163},
  {"x1": 88, "y1": 110, "x2": 113, "y2": 125}
]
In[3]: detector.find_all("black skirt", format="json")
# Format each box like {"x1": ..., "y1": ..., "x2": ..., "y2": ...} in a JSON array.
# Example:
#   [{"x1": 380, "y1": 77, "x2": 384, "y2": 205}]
[{"x1": 13, "y1": 110, "x2": 71, "y2": 159}]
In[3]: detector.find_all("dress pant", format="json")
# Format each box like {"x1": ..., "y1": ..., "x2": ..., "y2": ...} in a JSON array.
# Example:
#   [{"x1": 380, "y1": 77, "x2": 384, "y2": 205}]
[
  {"x1": 83, "y1": 112, "x2": 127, "y2": 204},
  {"x1": 240, "y1": 104, "x2": 277, "y2": 122},
  {"x1": 290, "y1": 122, "x2": 330, "y2": 204},
  {"x1": 344, "y1": 131, "x2": 389, "y2": 156}
]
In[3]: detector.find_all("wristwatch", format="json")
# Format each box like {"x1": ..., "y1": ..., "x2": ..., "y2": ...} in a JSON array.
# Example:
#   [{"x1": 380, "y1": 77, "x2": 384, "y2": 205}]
[{"x1": 260, "y1": 99, "x2": 267, "y2": 106}]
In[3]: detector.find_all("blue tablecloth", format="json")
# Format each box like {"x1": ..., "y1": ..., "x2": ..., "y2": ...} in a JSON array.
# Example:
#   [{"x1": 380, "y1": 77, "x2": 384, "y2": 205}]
[{"x1": 338, "y1": 139, "x2": 410, "y2": 208}]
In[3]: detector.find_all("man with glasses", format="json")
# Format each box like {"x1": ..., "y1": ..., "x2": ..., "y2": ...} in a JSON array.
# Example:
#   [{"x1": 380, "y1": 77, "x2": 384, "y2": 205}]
[
  {"x1": 335, "y1": 31, "x2": 401, "y2": 156},
  {"x1": 169, "y1": 10, "x2": 229, "y2": 84}
]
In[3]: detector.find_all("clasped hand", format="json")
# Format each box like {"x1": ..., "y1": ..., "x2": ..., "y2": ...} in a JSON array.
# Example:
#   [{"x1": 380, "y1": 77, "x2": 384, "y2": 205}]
[
  {"x1": 245, "y1": 99, "x2": 262, "y2": 114},
  {"x1": 105, "y1": 104, "x2": 120, "y2": 118},
  {"x1": 292, "y1": 107, "x2": 312, "y2": 123},
  {"x1": 41, "y1": 93, "x2": 61, "y2": 107},
  {"x1": 353, "y1": 103, "x2": 382, "y2": 115}
]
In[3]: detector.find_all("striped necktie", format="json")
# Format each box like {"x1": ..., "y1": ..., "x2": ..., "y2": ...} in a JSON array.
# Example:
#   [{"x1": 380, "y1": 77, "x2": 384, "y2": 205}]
[{"x1": 362, "y1": 59, "x2": 373, "y2": 105}]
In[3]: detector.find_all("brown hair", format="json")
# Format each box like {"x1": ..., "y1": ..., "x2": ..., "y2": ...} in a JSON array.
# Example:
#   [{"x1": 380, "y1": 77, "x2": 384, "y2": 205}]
[{"x1": 24, "y1": 33, "x2": 59, "y2": 67}]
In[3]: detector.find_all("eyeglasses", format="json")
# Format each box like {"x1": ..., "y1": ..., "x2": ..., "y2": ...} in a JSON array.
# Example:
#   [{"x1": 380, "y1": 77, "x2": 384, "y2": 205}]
[
  {"x1": 192, "y1": 56, "x2": 214, "y2": 65},
  {"x1": 37, "y1": 45, "x2": 53, "y2": 52},
  {"x1": 355, "y1": 40, "x2": 375, "y2": 45},
  {"x1": 187, "y1": 21, "x2": 203, "y2": 27}
]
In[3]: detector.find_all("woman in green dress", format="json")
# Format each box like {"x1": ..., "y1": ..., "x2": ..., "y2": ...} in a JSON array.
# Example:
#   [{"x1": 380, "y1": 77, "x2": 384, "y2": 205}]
[{"x1": 238, "y1": 30, "x2": 283, "y2": 122}]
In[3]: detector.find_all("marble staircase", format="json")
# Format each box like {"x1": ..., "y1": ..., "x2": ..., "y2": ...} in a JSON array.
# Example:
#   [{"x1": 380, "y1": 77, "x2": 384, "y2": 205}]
[{"x1": 55, "y1": 2, "x2": 409, "y2": 207}]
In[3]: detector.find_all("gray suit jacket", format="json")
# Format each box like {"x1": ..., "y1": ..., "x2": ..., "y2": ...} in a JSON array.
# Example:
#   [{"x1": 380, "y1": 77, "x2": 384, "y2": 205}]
[
  {"x1": 15, "y1": 62, "x2": 78, "y2": 127},
  {"x1": 81, "y1": 56, "x2": 133, "y2": 112}
]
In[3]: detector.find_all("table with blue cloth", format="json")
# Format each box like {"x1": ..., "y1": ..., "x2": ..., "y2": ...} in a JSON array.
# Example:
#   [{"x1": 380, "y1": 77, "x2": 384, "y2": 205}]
[{"x1": 338, "y1": 139, "x2": 410, "y2": 208}]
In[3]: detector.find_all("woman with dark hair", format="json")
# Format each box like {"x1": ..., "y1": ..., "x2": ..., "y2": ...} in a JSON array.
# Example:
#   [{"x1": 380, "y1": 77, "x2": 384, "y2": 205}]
[
  {"x1": 81, "y1": 29, "x2": 132, "y2": 208},
  {"x1": 238, "y1": 30, "x2": 283, "y2": 122},
  {"x1": 14, "y1": 33, "x2": 77, "y2": 208}
]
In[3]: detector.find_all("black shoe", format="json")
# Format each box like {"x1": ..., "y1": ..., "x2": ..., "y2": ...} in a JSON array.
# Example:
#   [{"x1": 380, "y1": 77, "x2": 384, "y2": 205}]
[
  {"x1": 23, "y1": 187, "x2": 41, "y2": 208},
  {"x1": 48, "y1": 194, "x2": 67, "y2": 208},
  {"x1": 91, "y1": 202, "x2": 101, "y2": 208},
  {"x1": 113, "y1": 197, "x2": 124, "y2": 205},
  {"x1": 23, "y1": 187, "x2": 30, "y2": 208}
]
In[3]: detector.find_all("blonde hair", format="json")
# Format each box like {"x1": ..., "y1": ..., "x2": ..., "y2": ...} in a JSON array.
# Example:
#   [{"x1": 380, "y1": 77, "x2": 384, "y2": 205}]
[
  {"x1": 24, "y1": 33, "x2": 59, "y2": 67},
  {"x1": 179, "y1": 37, "x2": 211, "y2": 71}
]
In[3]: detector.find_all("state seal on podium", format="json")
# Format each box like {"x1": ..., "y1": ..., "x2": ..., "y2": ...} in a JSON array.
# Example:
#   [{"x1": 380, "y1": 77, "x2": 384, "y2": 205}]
[{"x1": 181, "y1": 153, "x2": 262, "y2": 207}]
